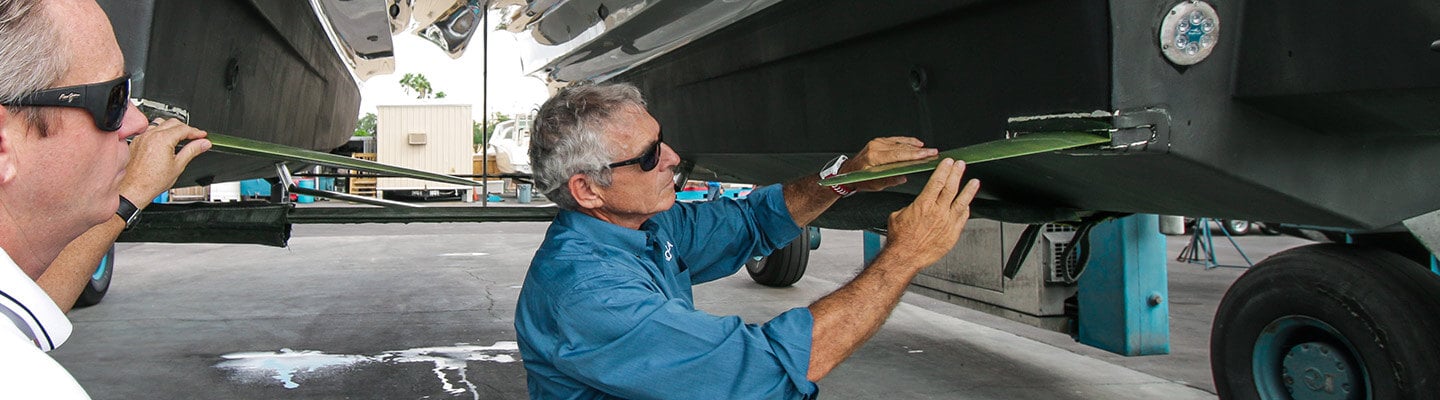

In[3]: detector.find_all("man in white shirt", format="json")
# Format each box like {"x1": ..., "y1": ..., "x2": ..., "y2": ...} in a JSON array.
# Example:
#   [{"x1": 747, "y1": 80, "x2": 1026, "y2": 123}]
[{"x1": 0, "y1": 0, "x2": 209, "y2": 397}]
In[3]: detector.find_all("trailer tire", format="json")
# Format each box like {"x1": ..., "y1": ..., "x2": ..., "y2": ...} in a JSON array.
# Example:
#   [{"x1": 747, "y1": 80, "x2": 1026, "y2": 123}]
[
  {"x1": 73, "y1": 245, "x2": 115, "y2": 308},
  {"x1": 1211, "y1": 243, "x2": 1440, "y2": 399},
  {"x1": 745, "y1": 228, "x2": 810, "y2": 287}
]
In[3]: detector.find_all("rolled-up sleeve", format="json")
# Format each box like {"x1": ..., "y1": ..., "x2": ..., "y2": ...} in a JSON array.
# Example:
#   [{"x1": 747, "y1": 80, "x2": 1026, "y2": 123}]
[
  {"x1": 550, "y1": 270, "x2": 818, "y2": 399},
  {"x1": 657, "y1": 185, "x2": 803, "y2": 283}
]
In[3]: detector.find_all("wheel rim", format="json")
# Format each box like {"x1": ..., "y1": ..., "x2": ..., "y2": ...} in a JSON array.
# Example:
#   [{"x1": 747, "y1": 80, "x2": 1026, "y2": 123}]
[
  {"x1": 1252, "y1": 316, "x2": 1369, "y2": 400},
  {"x1": 92, "y1": 253, "x2": 110, "y2": 281},
  {"x1": 1229, "y1": 220, "x2": 1248, "y2": 233},
  {"x1": 745, "y1": 256, "x2": 765, "y2": 274}
]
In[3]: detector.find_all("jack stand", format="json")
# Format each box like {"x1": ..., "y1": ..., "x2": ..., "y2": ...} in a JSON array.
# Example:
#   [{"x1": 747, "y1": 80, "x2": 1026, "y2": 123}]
[
  {"x1": 276, "y1": 163, "x2": 419, "y2": 208},
  {"x1": 269, "y1": 163, "x2": 294, "y2": 204},
  {"x1": 1176, "y1": 217, "x2": 1254, "y2": 269},
  {"x1": 1077, "y1": 214, "x2": 1170, "y2": 356}
]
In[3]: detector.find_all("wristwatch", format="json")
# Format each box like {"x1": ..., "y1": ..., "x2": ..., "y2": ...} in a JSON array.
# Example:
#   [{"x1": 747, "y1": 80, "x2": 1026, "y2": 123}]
[
  {"x1": 819, "y1": 155, "x2": 857, "y2": 198},
  {"x1": 116, "y1": 195, "x2": 141, "y2": 229}
]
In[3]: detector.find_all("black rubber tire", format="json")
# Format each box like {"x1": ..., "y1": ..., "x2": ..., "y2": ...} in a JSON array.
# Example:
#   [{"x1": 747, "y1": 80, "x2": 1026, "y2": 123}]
[
  {"x1": 73, "y1": 245, "x2": 115, "y2": 308},
  {"x1": 1222, "y1": 219, "x2": 1251, "y2": 236},
  {"x1": 1211, "y1": 243, "x2": 1440, "y2": 399},
  {"x1": 745, "y1": 228, "x2": 810, "y2": 287}
]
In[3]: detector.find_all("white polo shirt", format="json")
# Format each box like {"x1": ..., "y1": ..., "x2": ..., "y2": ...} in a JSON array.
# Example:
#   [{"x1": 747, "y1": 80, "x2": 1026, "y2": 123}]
[{"x1": 0, "y1": 246, "x2": 90, "y2": 399}]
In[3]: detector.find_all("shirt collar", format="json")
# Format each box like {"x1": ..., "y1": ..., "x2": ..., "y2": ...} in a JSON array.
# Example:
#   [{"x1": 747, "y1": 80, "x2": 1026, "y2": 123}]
[
  {"x1": 0, "y1": 246, "x2": 73, "y2": 351},
  {"x1": 554, "y1": 209, "x2": 660, "y2": 256}
]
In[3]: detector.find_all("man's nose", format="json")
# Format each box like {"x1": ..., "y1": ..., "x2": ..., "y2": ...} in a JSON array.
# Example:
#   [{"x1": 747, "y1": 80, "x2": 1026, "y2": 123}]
[
  {"x1": 660, "y1": 143, "x2": 681, "y2": 170},
  {"x1": 118, "y1": 102, "x2": 146, "y2": 141}
]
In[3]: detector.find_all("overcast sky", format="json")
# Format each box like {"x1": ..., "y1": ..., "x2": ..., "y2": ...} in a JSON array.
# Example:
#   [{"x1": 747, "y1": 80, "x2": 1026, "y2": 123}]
[{"x1": 357, "y1": 14, "x2": 550, "y2": 123}]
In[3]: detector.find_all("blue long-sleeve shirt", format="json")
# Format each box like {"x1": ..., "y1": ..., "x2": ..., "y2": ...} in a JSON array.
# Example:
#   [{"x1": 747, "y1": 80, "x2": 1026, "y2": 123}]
[{"x1": 514, "y1": 185, "x2": 816, "y2": 399}]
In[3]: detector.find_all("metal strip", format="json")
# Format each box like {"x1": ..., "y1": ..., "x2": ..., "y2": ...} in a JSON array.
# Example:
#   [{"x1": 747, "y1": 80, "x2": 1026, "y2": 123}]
[
  {"x1": 819, "y1": 131, "x2": 1110, "y2": 186},
  {"x1": 206, "y1": 133, "x2": 482, "y2": 187},
  {"x1": 289, "y1": 185, "x2": 421, "y2": 208}
]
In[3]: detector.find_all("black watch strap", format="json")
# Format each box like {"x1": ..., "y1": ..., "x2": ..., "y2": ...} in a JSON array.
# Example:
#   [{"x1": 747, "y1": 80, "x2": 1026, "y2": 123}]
[{"x1": 116, "y1": 195, "x2": 141, "y2": 229}]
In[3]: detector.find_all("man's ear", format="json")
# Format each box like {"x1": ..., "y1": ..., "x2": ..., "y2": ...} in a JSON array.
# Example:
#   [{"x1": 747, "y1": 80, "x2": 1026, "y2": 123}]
[
  {"x1": 567, "y1": 173, "x2": 604, "y2": 209},
  {"x1": 0, "y1": 106, "x2": 18, "y2": 184}
]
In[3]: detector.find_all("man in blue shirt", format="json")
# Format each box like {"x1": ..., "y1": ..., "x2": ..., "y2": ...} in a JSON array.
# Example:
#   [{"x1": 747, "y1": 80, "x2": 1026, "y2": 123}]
[{"x1": 516, "y1": 83, "x2": 982, "y2": 399}]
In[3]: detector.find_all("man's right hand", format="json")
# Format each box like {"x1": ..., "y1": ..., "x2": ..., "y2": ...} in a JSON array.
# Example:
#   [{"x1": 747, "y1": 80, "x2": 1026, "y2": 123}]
[
  {"x1": 805, "y1": 158, "x2": 982, "y2": 381},
  {"x1": 881, "y1": 158, "x2": 981, "y2": 270}
]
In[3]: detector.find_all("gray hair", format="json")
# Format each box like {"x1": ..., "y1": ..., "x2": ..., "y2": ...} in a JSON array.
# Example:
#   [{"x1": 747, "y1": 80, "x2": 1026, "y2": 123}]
[
  {"x1": 0, "y1": 0, "x2": 67, "y2": 136},
  {"x1": 529, "y1": 83, "x2": 647, "y2": 210}
]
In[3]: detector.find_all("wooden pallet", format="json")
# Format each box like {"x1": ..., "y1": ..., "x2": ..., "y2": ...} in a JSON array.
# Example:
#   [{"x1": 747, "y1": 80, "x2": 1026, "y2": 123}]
[
  {"x1": 349, "y1": 177, "x2": 377, "y2": 197},
  {"x1": 168, "y1": 185, "x2": 209, "y2": 201},
  {"x1": 347, "y1": 153, "x2": 378, "y2": 197}
]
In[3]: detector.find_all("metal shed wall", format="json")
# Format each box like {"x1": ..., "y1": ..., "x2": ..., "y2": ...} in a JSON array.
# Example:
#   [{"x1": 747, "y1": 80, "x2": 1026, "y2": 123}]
[{"x1": 376, "y1": 104, "x2": 474, "y2": 190}]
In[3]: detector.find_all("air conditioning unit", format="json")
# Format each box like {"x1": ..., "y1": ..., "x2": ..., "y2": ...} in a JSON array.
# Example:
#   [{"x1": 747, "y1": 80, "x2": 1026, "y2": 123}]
[
  {"x1": 903, "y1": 219, "x2": 1080, "y2": 333},
  {"x1": 1041, "y1": 224, "x2": 1078, "y2": 284},
  {"x1": 407, "y1": 132, "x2": 427, "y2": 145}
]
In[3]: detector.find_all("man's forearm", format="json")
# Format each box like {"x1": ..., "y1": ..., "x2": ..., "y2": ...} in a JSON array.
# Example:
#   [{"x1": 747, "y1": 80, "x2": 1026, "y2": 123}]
[
  {"x1": 38, "y1": 216, "x2": 126, "y2": 313},
  {"x1": 805, "y1": 249, "x2": 921, "y2": 381},
  {"x1": 39, "y1": 119, "x2": 210, "y2": 313},
  {"x1": 803, "y1": 157, "x2": 980, "y2": 383},
  {"x1": 782, "y1": 174, "x2": 842, "y2": 228}
]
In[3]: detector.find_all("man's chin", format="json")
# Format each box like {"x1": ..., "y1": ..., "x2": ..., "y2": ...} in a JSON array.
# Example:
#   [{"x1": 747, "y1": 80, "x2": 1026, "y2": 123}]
[
  {"x1": 96, "y1": 189, "x2": 121, "y2": 219},
  {"x1": 71, "y1": 207, "x2": 116, "y2": 240},
  {"x1": 103, "y1": 194, "x2": 121, "y2": 219}
]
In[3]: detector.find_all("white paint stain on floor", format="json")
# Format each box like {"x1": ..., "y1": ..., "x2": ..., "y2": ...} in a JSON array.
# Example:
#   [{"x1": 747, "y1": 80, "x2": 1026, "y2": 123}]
[
  {"x1": 215, "y1": 341, "x2": 519, "y2": 398},
  {"x1": 440, "y1": 252, "x2": 490, "y2": 257},
  {"x1": 217, "y1": 349, "x2": 371, "y2": 389}
]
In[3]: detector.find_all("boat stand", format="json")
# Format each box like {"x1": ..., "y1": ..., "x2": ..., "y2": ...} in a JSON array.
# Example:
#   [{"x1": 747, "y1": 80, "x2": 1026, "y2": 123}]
[{"x1": 1177, "y1": 218, "x2": 1254, "y2": 269}]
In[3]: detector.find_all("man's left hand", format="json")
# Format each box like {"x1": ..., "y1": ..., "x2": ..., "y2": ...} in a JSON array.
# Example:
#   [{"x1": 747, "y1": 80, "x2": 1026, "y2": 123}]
[
  {"x1": 120, "y1": 118, "x2": 212, "y2": 209},
  {"x1": 840, "y1": 136, "x2": 938, "y2": 192}
]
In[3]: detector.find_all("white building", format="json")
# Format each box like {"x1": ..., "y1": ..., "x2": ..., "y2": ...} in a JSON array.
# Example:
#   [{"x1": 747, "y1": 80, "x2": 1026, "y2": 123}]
[{"x1": 375, "y1": 104, "x2": 474, "y2": 199}]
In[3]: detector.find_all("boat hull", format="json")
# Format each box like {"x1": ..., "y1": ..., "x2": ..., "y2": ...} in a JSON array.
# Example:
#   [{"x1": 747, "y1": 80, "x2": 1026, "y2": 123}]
[
  {"x1": 586, "y1": 0, "x2": 1440, "y2": 230},
  {"x1": 100, "y1": 0, "x2": 361, "y2": 186}
]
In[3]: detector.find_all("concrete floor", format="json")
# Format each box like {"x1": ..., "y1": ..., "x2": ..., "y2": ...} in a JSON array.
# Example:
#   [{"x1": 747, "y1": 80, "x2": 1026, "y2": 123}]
[{"x1": 48, "y1": 218, "x2": 1311, "y2": 399}]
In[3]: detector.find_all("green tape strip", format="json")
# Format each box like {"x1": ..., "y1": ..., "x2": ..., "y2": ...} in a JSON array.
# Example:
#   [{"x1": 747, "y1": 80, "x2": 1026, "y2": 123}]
[
  {"x1": 206, "y1": 133, "x2": 482, "y2": 187},
  {"x1": 819, "y1": 131, "x2": 1110, "y2": 186}
]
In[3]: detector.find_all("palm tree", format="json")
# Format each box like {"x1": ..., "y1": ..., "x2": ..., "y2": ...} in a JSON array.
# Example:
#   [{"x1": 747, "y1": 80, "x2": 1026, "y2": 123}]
[{"x1": 398, "y1": 73, "x2": 446, "y2": 99}]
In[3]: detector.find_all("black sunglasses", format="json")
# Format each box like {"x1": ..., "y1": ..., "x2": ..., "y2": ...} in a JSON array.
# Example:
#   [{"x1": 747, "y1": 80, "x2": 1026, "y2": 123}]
[
  {"x1": 607, "y1": 131, "x2": 664, "y2": 172},
  {"x1": 2, "y1": 74, "x2": 131, "y2": 132}
]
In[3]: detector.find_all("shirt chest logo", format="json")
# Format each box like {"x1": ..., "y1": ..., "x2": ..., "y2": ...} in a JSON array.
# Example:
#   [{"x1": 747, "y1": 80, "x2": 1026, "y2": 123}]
[{"x1": 664, "y1": 241, "x2": 674, "y2": 261}]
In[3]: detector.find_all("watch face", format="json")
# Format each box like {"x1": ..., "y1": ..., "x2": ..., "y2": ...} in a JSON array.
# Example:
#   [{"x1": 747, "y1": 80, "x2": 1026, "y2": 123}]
[
  {"x1": 820, "y1": 155, "x2": 850, "y2": 188},
  {"x1": 823, "y1": 155, "x2": 848, "y2": 174}
]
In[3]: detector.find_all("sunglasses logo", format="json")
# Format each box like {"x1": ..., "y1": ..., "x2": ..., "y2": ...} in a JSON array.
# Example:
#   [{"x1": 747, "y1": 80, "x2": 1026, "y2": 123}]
[{"x1": 57, "y1": 92, "x2": 80, "y2": 103}]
